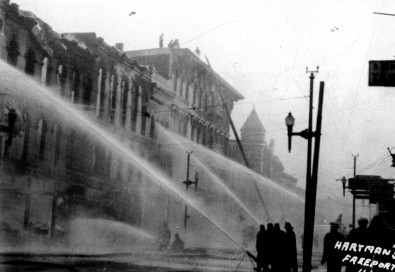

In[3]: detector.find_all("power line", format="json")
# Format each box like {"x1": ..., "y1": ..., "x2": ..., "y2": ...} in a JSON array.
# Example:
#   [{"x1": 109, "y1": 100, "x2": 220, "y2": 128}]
[
  {"x1": 182, "y1": 20, "x2": 237, "y2": 45},
  {"x1": 341, "y1": 0, "x2": 384, "y2": 152}
]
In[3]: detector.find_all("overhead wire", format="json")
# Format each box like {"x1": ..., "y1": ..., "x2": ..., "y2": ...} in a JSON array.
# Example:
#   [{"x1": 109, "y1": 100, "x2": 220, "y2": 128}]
[{"x1": 341, "y1": 0, "x2": 384, "y2": 152}]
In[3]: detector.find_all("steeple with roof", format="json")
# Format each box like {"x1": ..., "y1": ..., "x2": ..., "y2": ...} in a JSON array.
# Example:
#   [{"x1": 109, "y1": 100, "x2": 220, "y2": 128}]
[{"x1": 240, "y1": 106, "x2": 266, "y2": 145}]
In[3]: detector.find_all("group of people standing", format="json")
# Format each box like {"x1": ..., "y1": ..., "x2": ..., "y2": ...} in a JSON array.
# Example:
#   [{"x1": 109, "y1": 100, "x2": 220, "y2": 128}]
[
  {"x1": 158, "y1": 33, "x2": 180, "y2": 49},
  {"x1": 321, "y1": 214, "x2": 395, "y2": 272},
  {"x1": 256, "y1": 222, "x2": 298, "y2": 272}
]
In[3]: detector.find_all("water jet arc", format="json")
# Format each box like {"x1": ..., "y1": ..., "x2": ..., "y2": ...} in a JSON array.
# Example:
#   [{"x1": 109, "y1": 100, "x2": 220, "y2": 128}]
[
  {"x1": 0, "y1": 61, "x2": 248, "y2": 255},
  {"x1": 205, "y1": 57, "x2": 270, "y2": 219}
]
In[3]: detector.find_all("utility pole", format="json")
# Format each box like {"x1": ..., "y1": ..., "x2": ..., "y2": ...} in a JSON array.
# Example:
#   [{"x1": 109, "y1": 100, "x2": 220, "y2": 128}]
[
  {"x1": 303, "y1": 81, "x2": 324, "y2": 272},
  {"x1": 303, "y1": 67, "x2": 318, "y2": 272},
  {"x1": 184, "y1": 151, "x2": 192, "y2": 230},
  {"x1": 182, "y1": 150, "x2": 198, "y2": 230},
  {"x1": 352, "y1": 153, "x2": 359, "y2": 229},
  {"x1": 285, "y1": 79, "x2": 325, "y2": 272},
  {"x1": 306, "y1": 66, "x2": 319, "y2": 201}
]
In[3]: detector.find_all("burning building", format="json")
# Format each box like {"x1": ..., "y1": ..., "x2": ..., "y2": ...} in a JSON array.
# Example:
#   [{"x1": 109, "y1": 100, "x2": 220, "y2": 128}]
[{"x1": 0, "y1": 0, "x2": 309, "y2": 251}]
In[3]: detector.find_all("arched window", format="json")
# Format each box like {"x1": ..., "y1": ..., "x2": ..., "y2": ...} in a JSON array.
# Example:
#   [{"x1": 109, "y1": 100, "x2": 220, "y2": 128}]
[
  {"x1": 141, "y1": 92, "x2": 147, "y2": 136},
  {"x1": 7, "y1": 36, "x2": 19, "y2": 67},
  {"x1": 201, "y1": 129, "x2": 206, "y2": 146},
  {"x1": 37, "y1": 118, "x2": 47, "y2": 162},
  {"x1": 192, "y1": 87, "x2": 197, "y2": 107},
  {"x1": 185, "y1": 80, "x2": 190, "y2": 102},
  {"x1": 25, "y1": 49, "x2": 36, "y2": 76},
  {"x1": 131, "y1": 84, "x2": 139, "y2": 132},
  {"x1": 72, "y1": 70, "x2": 81, "y2": 103},
  {"x1": 122, "y1": 80, "x2": 128, "y2": 127},
  {"x1": 57, "y1": 64, "x2": 67, "y2": 96},
  {"x1": 21, "y1": 111, "x2": 30, "y2": 161},
  {"x1": 41, "y1": 57, "x2": 49, "y2": 85},
  {"x1": 198, "y1": 88, "x2": 203, "y2": 108},
  {"x1": 179, "y1": 78, "x2": 184, "y2": 97},
  {"x1": 110, "y1": 74, "x2": 118, "y2": 123},
  {"x1": 208, "y1": 92, "x2": 214, "y2": 107},
  {"x1": 149, "y1": 115, "x2": 155, "y2": 139},
  {"x1": 96, "y1": 68, "x2": 106, "y2": 117},
  {"x1": 83, "y1": 76, "x2": 92, "y2": 105},
  {"x1": 173, "y1": 70, "x2": 178, "y2": 92},
  {"x1": 208, "y1": 128, "x2": 214, "y2": 148},
  {"x1": 183, "y1": 118, "x2": 188, "y2": 137},
  {"x1": 53, "y1": 124, "x2": 62, "y2": 165},
  {"x1": 191, "y1": 124, "x2": 195, "y2": 141},
  {"x1": 204, "y1": 91, "x2": 208, "y2": 111}
]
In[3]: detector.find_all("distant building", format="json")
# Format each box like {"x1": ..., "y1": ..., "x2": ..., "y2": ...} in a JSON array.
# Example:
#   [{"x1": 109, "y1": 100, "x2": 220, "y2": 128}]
[
  {"x1": 126, "y1": 47, "x2": 244, "y2": 155},
  {"x1": 228, "y1": 107, "x2": 298, "y2": 187}
]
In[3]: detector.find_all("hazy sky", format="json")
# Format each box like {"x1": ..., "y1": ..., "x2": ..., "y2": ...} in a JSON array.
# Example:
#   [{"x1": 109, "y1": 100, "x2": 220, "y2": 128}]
[{"x1": 12, "y1": 0, "x2": 395, "y2": 221}]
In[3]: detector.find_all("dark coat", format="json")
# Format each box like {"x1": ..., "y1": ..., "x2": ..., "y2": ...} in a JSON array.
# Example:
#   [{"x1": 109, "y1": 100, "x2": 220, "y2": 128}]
[
  {"x1": 284, "y1": 230, "x2": 298, "y2": 272},
  {"x1": 322, "y1": 230, "x2": 345, "y2": 272}
]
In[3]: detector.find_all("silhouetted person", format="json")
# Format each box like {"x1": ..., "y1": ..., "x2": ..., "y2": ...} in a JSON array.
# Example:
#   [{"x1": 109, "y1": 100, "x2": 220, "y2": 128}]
[
  {"x1": 266, "y1": 223, "x2": 274, "y2": 270},
  {"x1": 159, "y1": 33, "x2": 164, "y2": 48},
  {"x1": 347, "y1": 218, "x2": 368, "y2": 243},
  {"x1": 173, "y1": 39, "x2": 180, "y2": 48},
  {"x1": 321, "y1": 222, "x2": 345, "y2": 272},
  {"x1": 171, "y1": 232, "x2": 184, "y2": 252},
  {"x1": 345, "y1": 219, "x2": 369, "y2": 272},
  {"x1": 256, "y1": 224, "x2": 267, "y2": 272},
  {"x1": 158, "y1": 222, "x2": 171, "y2": 250},
  {"x1": 195, "y1": 47, "x2": 200, "y2": 56},
  {"x1": 284, "y1": 222, "x2": 298, "y2": 272},
  {"x1": 272, "y1": 223, "x2": 286, "y2": 272},
  {"x1": 168, "y1": 39, "x2": 173, "y2": 48},
  {"x1": 366, "y1": 214, "x2": 395, "y2": 248}
]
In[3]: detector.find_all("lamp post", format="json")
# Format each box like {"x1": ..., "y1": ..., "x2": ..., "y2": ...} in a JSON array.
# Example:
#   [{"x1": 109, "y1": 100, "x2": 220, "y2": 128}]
[
  {"x1": 285, "y1": 82, "x2": 325, "y2": 272},
  {"x1": 340, "y1": 176, "x2": 354, "y2": 229},
  {"x1": 339, "y1": 174, "x2": 357, "y2": 229},
  {"x1": 341, "y1": 176, "x2": 347, "y2": 197},
  {"x1": 286, "y1": 112, "x2": 312, "y2": 152},
  {"x1": 182, "y1": 151, "x2": 199, "y2": 230}
]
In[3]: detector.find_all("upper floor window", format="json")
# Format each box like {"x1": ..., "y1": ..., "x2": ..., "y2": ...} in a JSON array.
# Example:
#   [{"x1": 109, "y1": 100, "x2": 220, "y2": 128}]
[
  {"x1": 6, "y1": 36, "x2": 19, "y2": 67},
  {"x1": 37, "y1": 118, "x2": 47, "y2": 162},
  {"x1": 25, "y1": 49, "x2": 36, "y2": 76}
]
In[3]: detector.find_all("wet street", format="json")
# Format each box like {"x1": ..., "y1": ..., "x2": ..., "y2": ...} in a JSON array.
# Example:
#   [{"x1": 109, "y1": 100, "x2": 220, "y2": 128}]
[{"x1": 0, "y1": 250, "x2": 326, "y2": 271}]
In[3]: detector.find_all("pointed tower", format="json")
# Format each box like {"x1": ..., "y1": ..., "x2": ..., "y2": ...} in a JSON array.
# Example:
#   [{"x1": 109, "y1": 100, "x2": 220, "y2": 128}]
[
  {"x1": 240, "y1": 106, "x2": 266, "y2": 144},
  {"x1": 228, "y1": 106, "x2": 298, "y2": 186}
]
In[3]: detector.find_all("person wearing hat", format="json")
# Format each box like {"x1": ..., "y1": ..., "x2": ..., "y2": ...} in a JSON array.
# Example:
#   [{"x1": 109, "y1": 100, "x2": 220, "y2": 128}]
[
  {"x1": 321, "y1": 222, "x2": 345, "y2": 272},
  {"x1": 255, "y1": 224, "x2": 267, "y2": 272},
  {"x1": 284, "y1": 222, "x2": 298, "y2": 272}
]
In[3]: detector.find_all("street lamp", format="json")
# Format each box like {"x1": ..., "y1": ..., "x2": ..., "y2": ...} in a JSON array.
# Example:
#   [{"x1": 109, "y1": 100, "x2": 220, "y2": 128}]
[
  {"x1": 285, "y1": 112, "x2": 315, "y2": 152},
  {"x1": 182, "y1": 151, "x2": 199, "y2": 230},
  {"x1": 338, "y1": 175, "x2": 355, "y2": 229},
  {"x1": 341, "y1": 176, "x2": 347, "y2": 197}
]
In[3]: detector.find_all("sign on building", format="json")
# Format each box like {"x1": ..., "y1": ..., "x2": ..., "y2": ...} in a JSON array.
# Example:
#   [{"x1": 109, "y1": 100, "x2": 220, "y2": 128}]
[{"x1": 369, "y1": 60, "x2": 395, "y2": 86}]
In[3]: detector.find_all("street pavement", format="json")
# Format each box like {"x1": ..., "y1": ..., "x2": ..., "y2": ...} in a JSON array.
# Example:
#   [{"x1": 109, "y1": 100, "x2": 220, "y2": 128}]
[{"x1": 0, "y1": 250, "x2": 329, "y2": 271}]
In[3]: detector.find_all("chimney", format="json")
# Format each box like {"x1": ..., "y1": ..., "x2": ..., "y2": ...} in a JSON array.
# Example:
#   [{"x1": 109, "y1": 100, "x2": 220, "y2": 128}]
[{"x1": 115, "y1": 43, "x2": 124, "y2": 52}]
